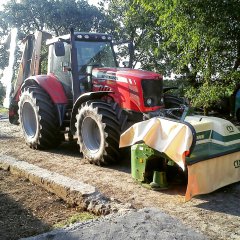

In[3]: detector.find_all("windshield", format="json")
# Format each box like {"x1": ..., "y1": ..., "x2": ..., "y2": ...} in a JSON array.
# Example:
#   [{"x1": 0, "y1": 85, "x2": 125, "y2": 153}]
[{"x1": 75, "y1": 41, "x2": 117, "y2": 73}]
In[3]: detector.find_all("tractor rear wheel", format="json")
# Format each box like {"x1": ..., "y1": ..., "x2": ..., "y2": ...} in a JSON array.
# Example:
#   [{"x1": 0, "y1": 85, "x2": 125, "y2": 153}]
[
  {"x1": 76, "y1": 100, "x2": 121, "y2": 165},
  {"x1": 164, "y1": 94, "x2": 188, "y2": 108},
  {"x1": 18, "y1": 85, "x2": 61, "y2": 149},
  {"x1": 164, "y1": 94, "x2": 189, "y2": 119}
]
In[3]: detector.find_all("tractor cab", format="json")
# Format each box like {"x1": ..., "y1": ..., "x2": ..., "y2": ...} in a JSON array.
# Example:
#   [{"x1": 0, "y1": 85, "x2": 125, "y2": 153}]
[{"x1": 46, "y1": 31, "x2": 118, "y2": 100}]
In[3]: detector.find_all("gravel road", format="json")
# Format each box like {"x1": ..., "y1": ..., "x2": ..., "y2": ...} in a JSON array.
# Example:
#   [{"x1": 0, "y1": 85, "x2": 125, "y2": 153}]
[
  {"x1": 23, "y1": 208, "x2": 207, "y2": 240},
  {"x1": 1, "y1": 119, "x2": 240, "y2": 239}
]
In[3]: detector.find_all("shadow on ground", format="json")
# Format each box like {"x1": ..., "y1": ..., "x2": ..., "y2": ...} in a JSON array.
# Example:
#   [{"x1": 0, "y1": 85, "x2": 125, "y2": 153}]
[
  {"x1": 0, "y1": 134, "x2": 15, "y2": 139},
  {"x1": 47, "y1": 141, "x2": 81, "y2": 157},
  {"x1": 47, "y1": 141, "x2": 132, "y2": 174},
  {"x1": 195, "y1": 183, "x2": 240, "y2": 217},
  {"x1": 0, "y1": 192, "x2": 50, "y2": 240}
]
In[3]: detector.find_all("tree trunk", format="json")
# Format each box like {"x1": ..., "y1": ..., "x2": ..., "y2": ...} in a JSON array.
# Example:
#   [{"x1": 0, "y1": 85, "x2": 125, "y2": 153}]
[{"x1": 203, "y1": 107, "x2": 208, "y2": 116}]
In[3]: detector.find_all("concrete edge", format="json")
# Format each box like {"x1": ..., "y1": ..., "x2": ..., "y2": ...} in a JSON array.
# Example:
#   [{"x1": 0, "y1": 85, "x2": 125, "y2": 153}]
[{"x1": 0, "y1": 155, "x2": 134, "y2": 215}]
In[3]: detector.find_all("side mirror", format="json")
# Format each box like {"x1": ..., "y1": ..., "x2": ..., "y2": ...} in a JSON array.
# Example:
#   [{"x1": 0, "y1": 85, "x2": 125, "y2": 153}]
[{"x1": 54, "y1": 41, "x2": 65, "y2": 57}]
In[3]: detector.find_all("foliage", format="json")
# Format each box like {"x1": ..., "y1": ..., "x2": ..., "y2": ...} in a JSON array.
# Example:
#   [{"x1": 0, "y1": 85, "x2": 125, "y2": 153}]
[
  {"x1": 1, "y1": 0, "x2": 106, "y2": 36},
  {"x1": 136, "y1": 0, "x2": 240, "y2": 113},
  {"x1": 0, "y1": 81, "x2": 6, "y2": 105},
  {"x1": 0, "y1": 0, "x2": 110, "y2": 72},
  {"x1": 185, "y1": 83, "x2": 223, "y2": 112},
  {"x1": 100, "y1": 0, "x2": 161, "y2": 69},
  {"x1": 163, "y1": 79, "x2": 187, "y2": 97},
  {"x1": 0, "y1": 44, "x2": 9, "y2": 71},
  {"x1": 0, "y1": 107, "x2": 8, "y2": 117}
]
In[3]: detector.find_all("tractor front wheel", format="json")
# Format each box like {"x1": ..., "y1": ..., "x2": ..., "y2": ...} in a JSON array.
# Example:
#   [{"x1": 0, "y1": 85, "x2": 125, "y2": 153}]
[
  {"x1": 18, "y1": 85, "x2": 61, "y2": 149},
  {"x1": 76, "y1": 100, "x2": 121, "y2": 165}
]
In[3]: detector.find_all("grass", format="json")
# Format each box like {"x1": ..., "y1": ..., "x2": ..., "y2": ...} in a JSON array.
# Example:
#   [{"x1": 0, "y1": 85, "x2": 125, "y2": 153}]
[
  {"x1": 0, "y1": 106, "x2": 8, "y2": 115},
  {"x1": 53, "y1": 212, "x2": 97, "y2": 229}
]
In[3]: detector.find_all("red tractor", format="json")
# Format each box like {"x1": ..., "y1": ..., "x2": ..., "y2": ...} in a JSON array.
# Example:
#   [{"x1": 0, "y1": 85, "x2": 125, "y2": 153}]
[{"x1": 9, "y1": 29, "x2": 185, "y2": 165}]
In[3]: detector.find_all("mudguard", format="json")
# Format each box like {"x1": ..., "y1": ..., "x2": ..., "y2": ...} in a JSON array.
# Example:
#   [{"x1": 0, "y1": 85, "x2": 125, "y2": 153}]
[
  {"x1": 22, "y1": 74, "x2": 68, "y2": 104},
  {"x1": 70, "y1": 91, "x2": 113, "y2": 133},
  {"x1": 9, "y1": 74, "x2": 68, "y2": 125}
]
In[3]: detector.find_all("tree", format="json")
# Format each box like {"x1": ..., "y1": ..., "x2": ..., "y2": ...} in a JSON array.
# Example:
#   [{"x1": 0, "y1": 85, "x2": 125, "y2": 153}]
[
  {"x1": 0, "y1": 44, "x2": 9, "y2": 72},
  {"x1": 1, "y1": 0, "x2": 106, "y2": 36},
  {"x1": 136, "y1": 0, "x2": 240, "y2": 113},
  {"x1": 101, "y1": 0, "x2": 164, "y2": 69},
  {"x1": 0, "y1": 0, "x2": 109, "y2": 72},
  {"x1": 101, "y1": 0, "x2": 191, "y2": 76},
  {"x1": 0, "y1": 81, "x2": 6, "y2": 105}
]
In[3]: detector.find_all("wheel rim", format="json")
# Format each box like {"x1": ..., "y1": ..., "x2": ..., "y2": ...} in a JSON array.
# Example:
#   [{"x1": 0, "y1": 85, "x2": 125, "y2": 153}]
[
  {"x1": 22, "y1": 102, "x2": 37, "y2": 137},
  {"x1": 81, "y1": 117, "x2": 101, "y2": 153}
]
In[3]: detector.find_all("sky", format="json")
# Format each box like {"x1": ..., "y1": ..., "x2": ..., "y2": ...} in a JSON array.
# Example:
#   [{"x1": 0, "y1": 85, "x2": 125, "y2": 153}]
[{"x1": 88, "y1": 0, "x2": 99, "y2": 5}]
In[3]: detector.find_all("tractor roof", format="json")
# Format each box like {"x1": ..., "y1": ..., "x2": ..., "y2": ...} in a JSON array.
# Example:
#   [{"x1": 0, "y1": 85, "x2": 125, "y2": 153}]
[{"x1": 46, "y1": 32, "x2": 113, "y2": 45}]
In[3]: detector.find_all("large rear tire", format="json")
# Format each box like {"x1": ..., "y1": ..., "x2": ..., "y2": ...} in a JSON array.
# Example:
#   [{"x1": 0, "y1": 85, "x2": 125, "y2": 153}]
[
  {"x1": 18, "y1": 85, "x2": 61, "y2": 149},
  {"x1": 164, "y1": 94, "x2": 188, "y2": 108},
  {"x1": 76, "y1": 100, "x2": 121, "y2": 165},
  {"x1": 164, "y1": 94, "x2": 189, "y2": 119}
]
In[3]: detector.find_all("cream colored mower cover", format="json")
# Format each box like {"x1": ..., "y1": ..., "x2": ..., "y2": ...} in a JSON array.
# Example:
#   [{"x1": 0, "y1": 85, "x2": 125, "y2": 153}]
[{"x1": 120, "y1": 117, "x2": 193, "y2": 171}]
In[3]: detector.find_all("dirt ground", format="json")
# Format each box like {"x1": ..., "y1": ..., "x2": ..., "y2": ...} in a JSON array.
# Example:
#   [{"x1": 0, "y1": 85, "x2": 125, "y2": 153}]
[
  {"x1": 0, "y1": 119, "x2": 240, "y2": 240},
  {"x1": 0, "y1": 168, "x2": 94, "y2": 240}
]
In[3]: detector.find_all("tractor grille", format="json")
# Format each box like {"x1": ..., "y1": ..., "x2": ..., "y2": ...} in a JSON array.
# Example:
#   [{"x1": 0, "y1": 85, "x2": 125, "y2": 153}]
[{"x1": 141, "y1": 79, "x2": 163, "y2": 107}]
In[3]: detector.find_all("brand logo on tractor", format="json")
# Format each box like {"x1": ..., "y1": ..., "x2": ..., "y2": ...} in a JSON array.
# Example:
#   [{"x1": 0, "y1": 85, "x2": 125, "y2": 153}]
[
  {"x1": 226, "y1": 125, "x2": 234, "y2": 133},
  {"x1": 234, "y1": 160, "x2": 240, "y2": 168}
]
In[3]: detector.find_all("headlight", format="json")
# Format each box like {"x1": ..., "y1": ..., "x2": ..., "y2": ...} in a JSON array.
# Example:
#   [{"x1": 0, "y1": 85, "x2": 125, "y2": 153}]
[{"x1": 146, "y1": 98, "x2": 153, "y2": 106}]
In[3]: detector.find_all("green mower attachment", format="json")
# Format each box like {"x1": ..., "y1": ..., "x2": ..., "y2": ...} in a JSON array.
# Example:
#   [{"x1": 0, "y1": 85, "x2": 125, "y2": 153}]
[
  {"x1": 131, "y1": 143, "x2": 171, "y2": 189},
  {"x1": 120, "y1": 115, "x2": 240, "y2": 200}
]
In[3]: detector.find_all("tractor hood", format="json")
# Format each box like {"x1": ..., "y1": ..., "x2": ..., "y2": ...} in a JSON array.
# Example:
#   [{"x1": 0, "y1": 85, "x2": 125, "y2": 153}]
[
  {"x1": 92, "y1": 67, "x2": 162, "y2": 81},
  {"x1": 91, "y1": 67, "x2": 163, "y2": 112}
]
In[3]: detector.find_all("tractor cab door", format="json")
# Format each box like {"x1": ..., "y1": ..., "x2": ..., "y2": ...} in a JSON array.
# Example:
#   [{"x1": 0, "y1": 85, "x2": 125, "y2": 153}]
[
  {"x1": 47, "y1": 41, "x2": 97, "y2": 100},
  {"x1": 48, "y1": 43, "x2": 73, "y2": 99}
]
